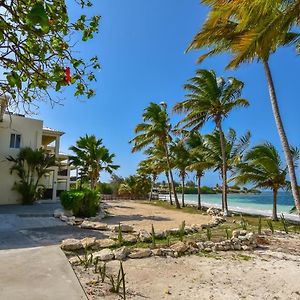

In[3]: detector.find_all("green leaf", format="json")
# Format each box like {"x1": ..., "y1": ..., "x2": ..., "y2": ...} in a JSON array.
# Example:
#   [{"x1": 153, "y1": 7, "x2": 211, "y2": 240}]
[{"x1": 26, "y1": 3, "x2": 49, "y2": 33}]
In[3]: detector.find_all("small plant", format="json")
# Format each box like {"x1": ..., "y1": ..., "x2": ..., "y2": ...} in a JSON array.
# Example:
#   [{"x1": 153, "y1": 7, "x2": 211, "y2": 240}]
[
  {"x1": 179, "y1": 220, "x2": 186, "y2": 242},
  {"x1": 151, "y1": 224, "x2": 156, "y2": 248},
  {"x1": 225, "y1": 228, "x2": 231, "y2": 240},
  {"x1": 77, "y1": 246, "x2": 93, "y2": 270},
  {"x1": 118, "y1": 223, "x2": 123, "y2": 246},
  {"x1": 166, "y1": 234, "x2": 171, "y2": 247},
  {"x1": 94, "y1": 257, "x2": 107, "y2": 283},
  {"x1": 258, "y1": 217, "x2": 262, "y2": 235},
  {"x1": 240, "y1": 215, "x2": 248, "y2": 230},
  {"x1": 267, "y1": 219, "x2": 274, "y2": 234},
  {"x1": 280, "y1": 213, "x2": 289, "y2": 234},
  {"x1": 206, "y1": 227, "x2": 212, "y2": 241},
  {"x1": 108, "y1": 262, "x2": 126, "y2": 298},
  {"x1": 120, "y1": 262, "x2": 126, "y2": 300}
]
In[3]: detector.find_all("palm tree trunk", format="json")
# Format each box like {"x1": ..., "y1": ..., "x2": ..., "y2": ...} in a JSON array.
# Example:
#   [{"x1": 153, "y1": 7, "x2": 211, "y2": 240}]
[
  {"x1": 263, "y1": 59, "x2": 300, "y2": 217},
  {"x1": 165, "y1": 171, "x2": 173, "y2": 205},
  {"x1": 181, "y1": 173, "x2": 185, "y2": 207},
  {"x1": 216, "y1": 120, "x2": 228, "y2": 216},
  {"x1": 272, "y1": 188, "x2": 278, "y2": 221},
  {"x1": 164, "y1": 142, "x2": 180, "y2": 208},
  {"x1": 197, "y1": 172, "x2": 202, "y2": 210},
  {"x1": 149, "y1": 176, "x2": 154, "y2": 201}
]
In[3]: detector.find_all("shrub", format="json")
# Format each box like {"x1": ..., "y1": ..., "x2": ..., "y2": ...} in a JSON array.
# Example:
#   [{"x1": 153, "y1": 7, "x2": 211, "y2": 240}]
[{"x1": 60, "y1": 188, "x2": 100, "y2": 217}]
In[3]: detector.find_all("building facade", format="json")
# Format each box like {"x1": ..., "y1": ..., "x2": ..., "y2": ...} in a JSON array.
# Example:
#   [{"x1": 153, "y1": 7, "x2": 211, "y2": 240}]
[{"x1": 0, "y1": 111, "x2": 71, "y2": 205}]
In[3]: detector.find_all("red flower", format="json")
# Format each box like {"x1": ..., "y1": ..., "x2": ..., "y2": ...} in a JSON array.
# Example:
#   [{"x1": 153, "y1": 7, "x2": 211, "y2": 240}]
[{"x1": 64, "y1": 67, "x2": 71, "y2": 84}]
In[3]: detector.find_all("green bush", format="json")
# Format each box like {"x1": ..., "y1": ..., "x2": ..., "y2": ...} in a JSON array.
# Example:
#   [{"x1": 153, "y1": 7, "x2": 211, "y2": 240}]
[{"x1": 60, "y1": 189, "x2": 100, "y2": 217}]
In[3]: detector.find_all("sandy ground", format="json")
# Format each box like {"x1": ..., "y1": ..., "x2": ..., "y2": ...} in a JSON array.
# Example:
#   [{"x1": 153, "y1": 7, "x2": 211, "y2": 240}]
[
  {"x1": 74, "y1": 234, "x2": 300, "y2": 300},
  {"x1": 72, "y1": 200, "x2": 300, "y2": 300},
  {"x1": 104, "y1": 200, "x2": 211, "y2": 231}
]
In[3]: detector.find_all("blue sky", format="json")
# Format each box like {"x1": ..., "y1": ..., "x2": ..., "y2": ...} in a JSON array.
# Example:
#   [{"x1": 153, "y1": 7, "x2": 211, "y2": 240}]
[{"x1": 38, "y1": 0, "x2": 300, "y2": 185}]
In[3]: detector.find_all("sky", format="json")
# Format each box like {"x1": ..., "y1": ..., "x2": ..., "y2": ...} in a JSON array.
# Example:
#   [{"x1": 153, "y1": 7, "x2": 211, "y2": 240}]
[{"x1": 37, "y1": 0, "x2": 300, "y2": 185}]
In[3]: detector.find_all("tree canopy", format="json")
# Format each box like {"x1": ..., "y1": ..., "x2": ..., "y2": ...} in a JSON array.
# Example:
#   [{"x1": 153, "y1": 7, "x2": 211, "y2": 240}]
[{"x1": 0, "y1": 0, "x2": 100, "y2": 111}]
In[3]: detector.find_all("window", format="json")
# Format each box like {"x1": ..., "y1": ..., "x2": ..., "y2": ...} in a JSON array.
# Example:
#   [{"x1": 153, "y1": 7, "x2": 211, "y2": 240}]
[{"x1": 10, "y1": 134, "x2": 21, "y2": 149}]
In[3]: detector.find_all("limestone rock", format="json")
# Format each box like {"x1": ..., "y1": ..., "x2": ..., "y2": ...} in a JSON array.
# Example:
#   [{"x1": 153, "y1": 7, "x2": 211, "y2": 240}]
[
  {"x1": 60, "y1": 215, "x2": 69, "y2": 222},
  {"x1": 196, "y1": 242, "x2": 205, "y2": 250},
  {"x1": 170, "y1": 242, "x2": 188, "y2": 254},
  {"x1": 114, "y1": 246, "x2": 130, "y2": 260},
  {"x1": 138, "y1": 230, "x2": 151, "y2": 242},
  {"x1": 95, "y1": 239, "x2": 116, "y2": 249},
  {"x1": 94, "y1": 248, "x2": 114, "y2": 261},
  {"x1": 54, "y1": 209, "x2": 64, "y2": 218},
  {"x1": 232, "y1": 230, "x2": 240, "y2": 238},
  {"x1": 160, "y1": 248, "x2": 175, "y2": 257},
  {"x1": 152, "y1": 248, "x2": 163, "y2": 256},
  {"x1": 154, "y1": 231, "x2": 166, "y2": 239},
  {"x1": 81, "y1": 220, "x2": 108, "y2": 231},
  {"x1": 81, "y1": 237, "x2": 96, "y2": 248},
  {"x1": 123, "y1": 234, "x2": 137, "y2": 243},
  {"x1": 128, "y1": 248, "x2": 152, "y2": 259},
  {"x1": 61, "y1": 239, "x2": 82, "y2": 251},
  {"x1": 112, "y1": 224, "x2": 134, "y2": 233},
  {"x1": 206, "y1": 207, "x2": 222, "y2": 216},
  {"x1": 69, "y1": 256, "x2": 82, "y2": 266}
]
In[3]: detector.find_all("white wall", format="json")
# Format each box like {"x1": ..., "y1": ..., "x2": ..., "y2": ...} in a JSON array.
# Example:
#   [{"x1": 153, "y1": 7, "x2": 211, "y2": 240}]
[{"x1": 0, "y1": 114, "x2": 43, "y2": 204}]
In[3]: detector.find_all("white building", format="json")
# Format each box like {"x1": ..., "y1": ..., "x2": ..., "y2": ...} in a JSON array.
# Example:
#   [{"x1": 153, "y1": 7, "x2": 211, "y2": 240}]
[{"x1": 0, "y1": 99, "x2": 71, "y2": 205}]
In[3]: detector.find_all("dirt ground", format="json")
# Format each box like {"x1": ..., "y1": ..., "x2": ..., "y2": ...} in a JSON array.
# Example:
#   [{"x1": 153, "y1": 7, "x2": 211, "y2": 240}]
[
  {"x1": 72, "y1": 200, "x2": 300, "y2": 300},
  {"x1": 104, "y1": 200, "x2": 211, "y2": 231},
  {"x1": 74, "y1": 234, "x2": 300, "y2": 300}
]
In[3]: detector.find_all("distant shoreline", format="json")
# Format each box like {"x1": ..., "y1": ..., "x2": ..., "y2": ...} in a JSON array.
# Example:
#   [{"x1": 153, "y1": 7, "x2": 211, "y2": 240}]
[{"x1": 158, "y1": 194, "x2": 300, "y2": 223}]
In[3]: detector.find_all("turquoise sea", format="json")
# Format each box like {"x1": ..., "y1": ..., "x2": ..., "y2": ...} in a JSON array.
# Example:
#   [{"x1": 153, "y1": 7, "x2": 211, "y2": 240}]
[{"x1": 174, "y1": 191, "x2": 295, "y2": 214}]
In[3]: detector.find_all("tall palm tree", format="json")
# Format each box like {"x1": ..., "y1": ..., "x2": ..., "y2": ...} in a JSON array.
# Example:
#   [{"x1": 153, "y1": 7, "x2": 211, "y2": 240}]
[
  {"x1": 205, "y1": 128, "x2": 251, "y2": 210},
  {"x1": 186, "y1": 132, "x2": 214, "y2": 210},
  {"x1": 69, "y1": 135, "x2": 119, "y2": 189},
  {"x1": 130, "y1": 102, "x2": 181, "y2": 208},
  {"x1": 187, "y1": 0, "x2": 300, "y2": 216},
  {"x1": 173, "y1": 70, "x2": 249, "y2": 215},
  {"x1": 232, "y1": 142, "x2": 299, "y2": 221},
  {"x1": 170, "y1": 138, "x2": 192, "y2": 207}
]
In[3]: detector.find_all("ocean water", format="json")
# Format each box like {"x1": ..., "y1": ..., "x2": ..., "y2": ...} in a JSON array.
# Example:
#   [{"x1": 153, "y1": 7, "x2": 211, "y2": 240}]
[{"x1": 174, "y1": 191, "x2": 295, "y2": 214}]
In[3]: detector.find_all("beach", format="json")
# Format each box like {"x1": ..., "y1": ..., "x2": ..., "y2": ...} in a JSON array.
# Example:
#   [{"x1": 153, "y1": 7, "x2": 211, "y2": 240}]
[{"x1": 160, "y1": 192, "x2": 300, "y2": 222}]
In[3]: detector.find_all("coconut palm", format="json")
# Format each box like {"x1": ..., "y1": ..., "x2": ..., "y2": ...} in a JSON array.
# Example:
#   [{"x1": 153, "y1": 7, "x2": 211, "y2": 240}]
[
  {"x1": 187, "y1": 0, "x2": 300, "y2": 216},
  {"x1": 143, "y1": 145, "x2": 173, "y2": 204},
  {"x1": 7, "y1": 147, "x2": 57, "y2": 204},
  {"x1": 118, "y1": 174, "x2": 151, "y2": 200},
  {"x1": 69, "y1": 135, "x2": 119, "y2": 189},
  {"x1": 232, "y1": 143, "x2": 299, "y2": 221},
  {"x1": 170, "y1": 138, "x2": 192, "y2": 207},
  {"x1": 186, "y1": 132, "x2": 214, "y2": 210},
  {"x1": 173, "y1": 70, "x2": 249, "y2": 215},
  {"x1": 205, "y1": 129, "x2": 251, "y2": 210},
  {"x1": 130, "y1": 102, "x2": 180, "y2": 208},
  {"x1": 137, "y1": 155, "x2": 163, "y2": 201}
]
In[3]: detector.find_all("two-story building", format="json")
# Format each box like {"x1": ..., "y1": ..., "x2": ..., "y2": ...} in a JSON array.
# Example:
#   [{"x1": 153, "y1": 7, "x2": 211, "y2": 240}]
[{"x1": 0, "y1": 97, "x2": 71, "y2": 205}]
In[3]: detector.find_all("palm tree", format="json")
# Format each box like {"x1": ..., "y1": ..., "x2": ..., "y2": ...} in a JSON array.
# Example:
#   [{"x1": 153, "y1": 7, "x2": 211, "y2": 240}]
[
  {"x1": 232, "y1": 143, "x2": 299, "y2": 221},
  {"x1": 137, "y1": 156, "x2": 161, "y2": 201},
  {"x1": 173, "y1": 70, "x2": 249, "y2": 215},
  {"x1": 8, "y1": 147, "x2": 57, "y2": 204},
  {"x1": 69, "y1": 135, "x2": 119, "y2": 189},
  {"x1": 118, "y1": 174, "x2": 151, "y2": 200},
  {"x1": 186, "y1": 0, "x2": 300, "y2": 216},
  {"x1": 186, "y1": 132, "x2": 214, "y2": 210},
  {"x1": 170, "y1": 138, "x2": 192, "y2": 207},
  {"x1": 130, "y1": 102, "x2": 181, "y2": 208},
  {"x1": 205, "y1": 128, "x2": 251, "y2": 210},
  {"x1": 143, "y1": 145, "x2": 172, "y2": 203}
]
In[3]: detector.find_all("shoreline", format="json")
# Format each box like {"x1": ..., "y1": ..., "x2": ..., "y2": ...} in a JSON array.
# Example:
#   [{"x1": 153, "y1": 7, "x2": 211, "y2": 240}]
[{"x1": 158, "y1": 194, "x2": 300, "y2": 223}]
